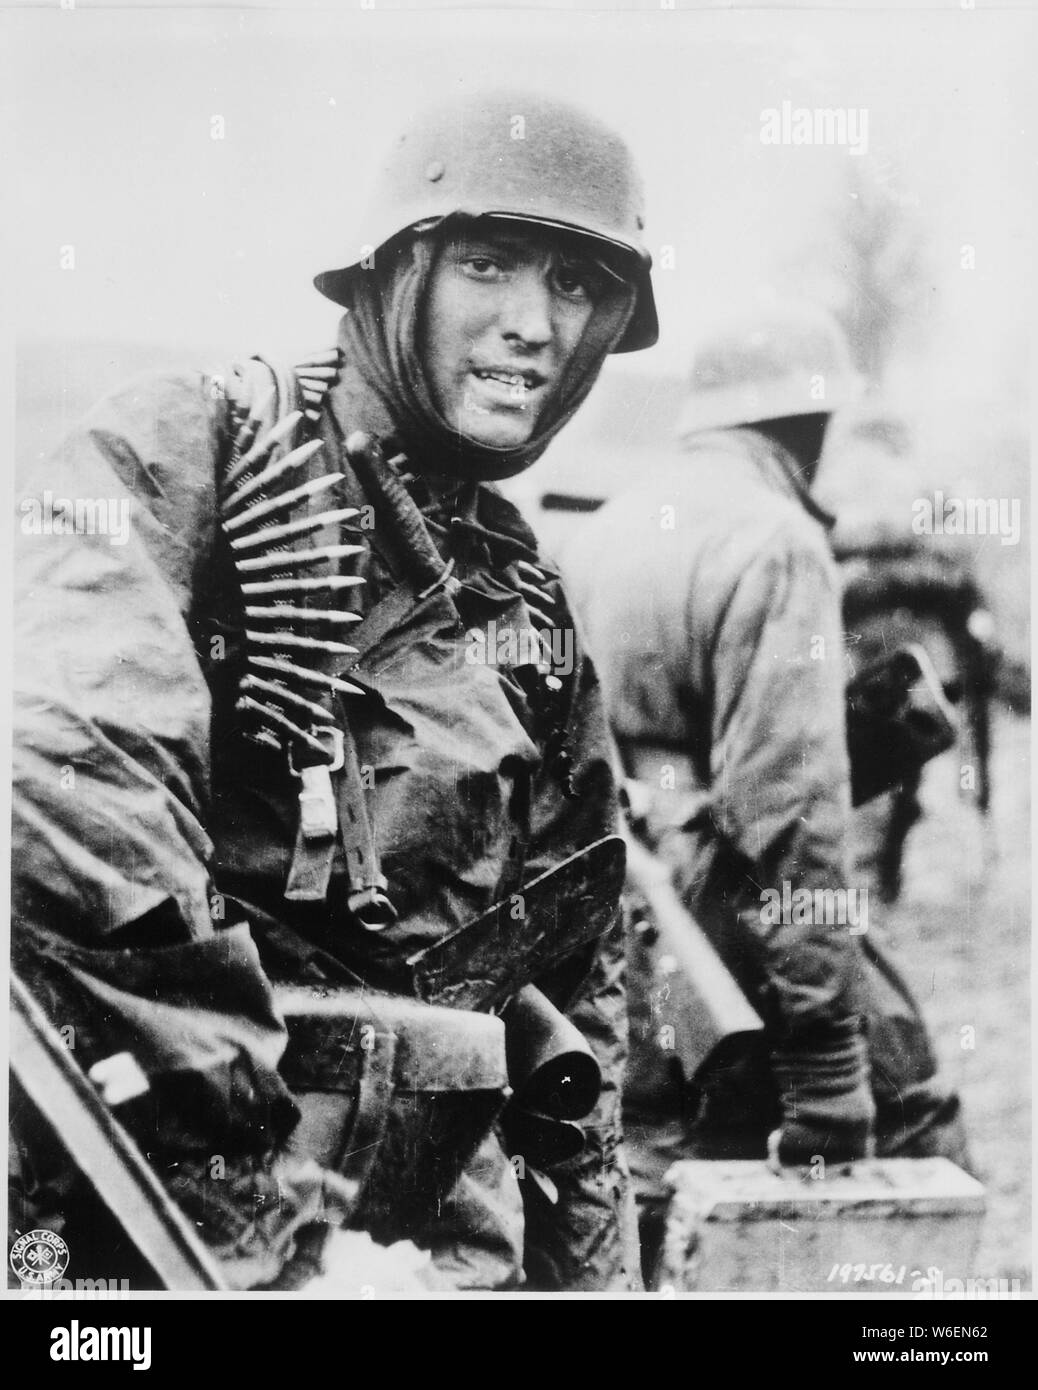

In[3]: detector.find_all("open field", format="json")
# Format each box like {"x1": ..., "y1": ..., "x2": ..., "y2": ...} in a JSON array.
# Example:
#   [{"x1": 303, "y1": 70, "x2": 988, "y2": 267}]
[{"x1": 880, "y1": 706, "x2": 1031, "y2": 1286}]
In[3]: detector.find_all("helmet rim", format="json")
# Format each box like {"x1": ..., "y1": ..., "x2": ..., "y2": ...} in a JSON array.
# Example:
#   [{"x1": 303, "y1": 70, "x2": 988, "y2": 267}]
[
  {"x1": 313, "y1": 90, "x2": 659, "y2": 354},
  {"x1": 314, "y1": 213, "x2": 657, "y2": 354}
]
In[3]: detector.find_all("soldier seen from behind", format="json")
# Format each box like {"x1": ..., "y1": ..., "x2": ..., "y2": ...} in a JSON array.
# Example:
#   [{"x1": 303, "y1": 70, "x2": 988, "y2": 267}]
[{"x1": 562, "y1": 303, "x2": 970, "y2": 1272}]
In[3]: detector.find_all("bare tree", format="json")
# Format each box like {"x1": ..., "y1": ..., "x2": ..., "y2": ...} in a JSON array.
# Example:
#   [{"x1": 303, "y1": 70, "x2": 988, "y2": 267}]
[{"x1": 783, "y1": 161, "x2": 934, "y2": 387}]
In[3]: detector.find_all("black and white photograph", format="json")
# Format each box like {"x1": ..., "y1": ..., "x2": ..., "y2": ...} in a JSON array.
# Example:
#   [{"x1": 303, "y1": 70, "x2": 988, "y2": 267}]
[{"x1": 4, "y1": 0, "x2": 1033, "y2": 1327}]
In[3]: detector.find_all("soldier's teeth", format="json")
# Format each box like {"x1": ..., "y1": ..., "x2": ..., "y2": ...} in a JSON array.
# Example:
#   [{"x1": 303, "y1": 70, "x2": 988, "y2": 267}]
[{"x1": 478, "y1": 370, "x2": 523, "y2": 386}]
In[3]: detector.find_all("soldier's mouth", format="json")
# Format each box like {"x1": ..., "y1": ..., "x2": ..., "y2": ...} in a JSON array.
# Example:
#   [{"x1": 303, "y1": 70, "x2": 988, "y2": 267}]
[{"x1": 469, "y1": 366, "x2": 548, "y2": 402}]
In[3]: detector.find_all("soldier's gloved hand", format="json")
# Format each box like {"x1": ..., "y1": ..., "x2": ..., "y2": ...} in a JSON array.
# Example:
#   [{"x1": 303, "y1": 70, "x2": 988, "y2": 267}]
[{"x1": 767, "y1": 1016, "x2": 875, "y2": 1167}]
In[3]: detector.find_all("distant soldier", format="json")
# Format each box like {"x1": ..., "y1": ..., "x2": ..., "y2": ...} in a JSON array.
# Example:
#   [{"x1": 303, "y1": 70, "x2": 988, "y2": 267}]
[
  {"x1": 563, "y1": 304, "x2": 968, "y2": 1256},
  {"x1": 832, "y1": 496, "x2": 998, "y2": 902}
]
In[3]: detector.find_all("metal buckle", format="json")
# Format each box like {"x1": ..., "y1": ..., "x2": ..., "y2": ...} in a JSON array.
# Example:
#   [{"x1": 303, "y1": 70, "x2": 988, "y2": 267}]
[
  {"x1": 348, "y1": 879, "x2": 399, "y2": 933},
  {"x1": 287, "y1": 725, "x2": 345, "y2": 776}
]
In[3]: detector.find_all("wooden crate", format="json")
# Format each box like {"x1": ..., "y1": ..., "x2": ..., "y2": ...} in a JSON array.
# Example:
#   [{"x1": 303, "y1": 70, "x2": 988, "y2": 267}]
[{"x1": 654, "y1": 1158, "x2": 986, "y2": 1293}]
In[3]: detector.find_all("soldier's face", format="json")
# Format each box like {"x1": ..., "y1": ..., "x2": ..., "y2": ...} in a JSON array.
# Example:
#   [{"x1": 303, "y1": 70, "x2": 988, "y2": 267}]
[{"x1": 420, "y1": 223, "x2": 610, "y2": 450}]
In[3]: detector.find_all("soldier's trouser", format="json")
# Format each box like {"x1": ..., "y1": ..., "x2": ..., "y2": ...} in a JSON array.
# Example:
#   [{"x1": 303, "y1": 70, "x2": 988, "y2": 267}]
[
  {"x1": 241, "y1": 891, "x2": 641, "y2": 1291},
  {"x1": 417, "y1": 1130, "x2": 527, "y2": 1290},
  {"x1": 661, "y1": 893, "x2": 973, "y2": 1172}
]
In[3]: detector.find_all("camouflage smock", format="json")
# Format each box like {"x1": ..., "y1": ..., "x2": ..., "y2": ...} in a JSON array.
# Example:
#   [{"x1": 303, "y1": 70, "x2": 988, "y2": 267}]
[{"x1": 12, "y1": 349, "x2": 640, "y2": 1291}]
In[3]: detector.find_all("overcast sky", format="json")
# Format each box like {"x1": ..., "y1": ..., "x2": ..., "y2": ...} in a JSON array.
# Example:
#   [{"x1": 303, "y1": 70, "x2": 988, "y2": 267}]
[{"x1": 8, "y1": 2, "x2": 1034, "y2": 405}]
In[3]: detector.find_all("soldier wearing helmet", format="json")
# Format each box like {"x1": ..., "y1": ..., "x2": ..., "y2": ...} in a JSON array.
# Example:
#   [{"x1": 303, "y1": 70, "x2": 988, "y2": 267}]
[
  {"x1": 563, "y1": 302, "x2": 968, "y2": 1273},
  {"x1": 674, "y1": 301, "x2": 862, "y2": 437},
  {"x1": 12, "y1": 91, "x2": 656, "y2": 1291}
]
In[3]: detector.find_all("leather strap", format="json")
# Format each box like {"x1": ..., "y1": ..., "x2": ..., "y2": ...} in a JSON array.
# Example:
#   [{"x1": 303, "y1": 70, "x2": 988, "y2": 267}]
[
  {"x1": 284, "y1": 783, "x2": 339, "y2": 905},
  {"x1": 332, "y1": 1027, "x2": 398, "y2": 1188},
  {"x1": 333, "y1": 720, "x2": 397, "y2": 931}
]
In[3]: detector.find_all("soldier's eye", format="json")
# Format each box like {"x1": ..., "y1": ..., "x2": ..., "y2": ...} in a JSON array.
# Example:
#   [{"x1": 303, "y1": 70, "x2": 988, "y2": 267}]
[
  {"x1": 459, "y1": 252, "x2": 506, "y2": 280},
  {"x1": 552, "y1": 260, "x2": 600, "y2": 302}
]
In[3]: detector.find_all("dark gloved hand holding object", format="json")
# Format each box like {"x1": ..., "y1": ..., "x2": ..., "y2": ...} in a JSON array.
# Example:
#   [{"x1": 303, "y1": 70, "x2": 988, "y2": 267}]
[
  {"x1": 768, "y1": 1016, "x2": 876, "y2": 1168},
  {"x1": 845, "y1": 644, "x2": 957, "y2": 807}
]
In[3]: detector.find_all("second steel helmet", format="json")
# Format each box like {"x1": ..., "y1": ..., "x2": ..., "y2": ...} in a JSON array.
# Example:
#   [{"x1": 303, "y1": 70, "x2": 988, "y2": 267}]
[
  {"x1": 314, "y1": 90, "x2": 658, "y2": 354},
  {"x1": 676, "y1": 302, "x2": 864, "y2": 438}
]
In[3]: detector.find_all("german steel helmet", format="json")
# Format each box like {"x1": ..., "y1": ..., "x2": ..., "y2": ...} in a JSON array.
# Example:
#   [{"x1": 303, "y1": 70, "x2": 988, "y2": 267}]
[
  {"x1": 676, "y1": 302, "x2": 864, "y2": 437},
  {"x1": 314, "y1": 90, "x2": 658, "y2": 354}
]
